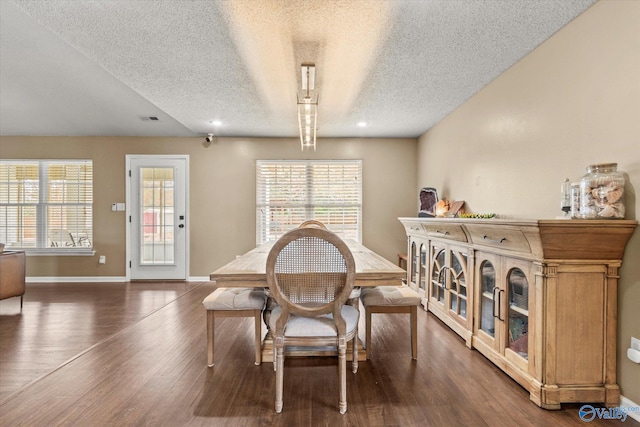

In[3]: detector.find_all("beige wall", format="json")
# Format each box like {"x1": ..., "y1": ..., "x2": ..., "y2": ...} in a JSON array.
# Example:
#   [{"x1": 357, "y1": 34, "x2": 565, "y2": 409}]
[
  {"x1": 0, "y1": 136, "x2": 417, "y2": 278},
  {"x1": 417, "y1": 1, "x2": 640, "y2": 403}
]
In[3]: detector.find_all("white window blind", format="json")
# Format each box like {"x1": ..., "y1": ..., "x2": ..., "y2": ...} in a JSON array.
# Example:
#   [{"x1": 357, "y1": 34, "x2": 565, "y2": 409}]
[
  {"x1": 256, "y1": 160, "x2": 362, "y2": 244},
  {"x1": 0, "y1": 160, "x2": 93, "y2": 251}
]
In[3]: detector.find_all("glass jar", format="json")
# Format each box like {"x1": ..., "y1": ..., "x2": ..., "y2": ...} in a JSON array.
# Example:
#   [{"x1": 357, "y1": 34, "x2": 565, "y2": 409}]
[{"x1": 579, "y1": 163, "x2": 625, "y2": 219}]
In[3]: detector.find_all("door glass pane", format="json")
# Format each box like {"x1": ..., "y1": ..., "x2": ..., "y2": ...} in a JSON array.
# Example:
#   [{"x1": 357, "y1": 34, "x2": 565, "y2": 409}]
[
  {"x1": 140, "y1": 167, "x2": 175, "y2": 265},
  {"x1": 480, "y1": 260, "x2": 495, "y2": 337},
  {"x1": 508, "y1": 268, "x2": 529, "y2": 359}
]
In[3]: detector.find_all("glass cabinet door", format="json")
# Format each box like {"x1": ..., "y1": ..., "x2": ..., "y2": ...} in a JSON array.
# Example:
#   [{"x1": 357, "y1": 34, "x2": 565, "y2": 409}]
[
  {"x1": 430, "y1": 247, "x2": 446, "y2": 304},
  {"x1": 448, "y1": 251, "x2": 468, "y2": 319},
  {"x1": 507, "y1": 268, "x2": 529, "y2": 360},
  {"x1": 479, "y1": 260, "x2": 496, "y2": 337}
]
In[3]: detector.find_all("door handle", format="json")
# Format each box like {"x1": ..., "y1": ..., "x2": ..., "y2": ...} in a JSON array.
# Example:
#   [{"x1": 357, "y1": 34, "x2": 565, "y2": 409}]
[
  {"x1": 497, "y1": 289, "x2": 505, "y2": 321},
  {"x1": 492, "y1": 287, "x2": 498, "y2": 318},
  {"x1": 483, "y1": 235, "x2": 507, "y2": 244}
]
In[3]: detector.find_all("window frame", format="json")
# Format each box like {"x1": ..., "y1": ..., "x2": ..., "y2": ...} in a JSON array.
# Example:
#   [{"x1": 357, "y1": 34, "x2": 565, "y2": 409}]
[
  {"x1": 256, "y1": 159, "x2": 362, "y2": 245},
  {"x1": 0, "y1": 159, "x2": 94, "y2": 256}
]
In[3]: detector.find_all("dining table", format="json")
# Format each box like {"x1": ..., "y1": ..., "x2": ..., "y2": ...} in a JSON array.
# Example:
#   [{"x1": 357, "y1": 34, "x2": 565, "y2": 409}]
[
  {"x1": 209, "y1": 239, "x2": 407, "y2": 361},
  {"x1": 209, "y1": 239, "x2": 406, "y2": 288}
]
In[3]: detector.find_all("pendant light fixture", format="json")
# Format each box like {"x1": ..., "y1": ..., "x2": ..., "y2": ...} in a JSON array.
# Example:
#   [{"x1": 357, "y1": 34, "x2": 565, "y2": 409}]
[{"x1": 297, "y1": 63, "x2": 318, "y2": 151}]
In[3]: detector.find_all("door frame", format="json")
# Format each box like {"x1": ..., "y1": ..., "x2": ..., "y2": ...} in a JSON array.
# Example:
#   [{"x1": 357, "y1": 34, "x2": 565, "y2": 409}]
[{"x1": 125, "y1": 154, "x2": 190, "y2": 281}]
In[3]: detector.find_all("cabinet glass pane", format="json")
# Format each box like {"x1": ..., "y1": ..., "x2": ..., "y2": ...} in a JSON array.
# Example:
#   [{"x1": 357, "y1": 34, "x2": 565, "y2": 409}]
[
  {"x1": 479, "y1": 260, "x2": 495, "y2": 337},
  {"x1": 508, "y1": 268, "x2": 529, "y2": 359},
  {"x1": 449, "y1": 252, "x2": 468, "y2": 319},
  {"x1": 431, "y1": 248, "x2": 446, "y2": 303},
  {"x1": 419, "y1": 244, "x2": 427, "y2": 290},
  {"x1": 411, "y1": 242, "x2": 418, "y2": 285}
]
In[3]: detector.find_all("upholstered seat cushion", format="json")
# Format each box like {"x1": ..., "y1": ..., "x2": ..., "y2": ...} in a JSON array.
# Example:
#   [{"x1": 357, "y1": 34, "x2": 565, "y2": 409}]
[
  {"x1": 202, "y1": 287, "x2": 267, "y2": 311},
  {"x1": 360, "y1": 285, "x2": 421, "y2": 307},
  {"x1": 269, "y1": 305, "x2": 359, "y2": 337},
  {"x1": 348, "y1": 287, "x2": 361, "y2": 299}
]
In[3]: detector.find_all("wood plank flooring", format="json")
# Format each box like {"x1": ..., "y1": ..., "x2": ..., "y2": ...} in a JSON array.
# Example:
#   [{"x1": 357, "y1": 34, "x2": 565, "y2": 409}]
[{"x1": 0, "y1": 282, "x2": 637, "y2": 426}]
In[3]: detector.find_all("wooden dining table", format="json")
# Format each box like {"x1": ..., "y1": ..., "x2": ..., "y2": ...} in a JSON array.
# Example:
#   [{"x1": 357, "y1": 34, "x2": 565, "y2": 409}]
[
  {"x1": 209, "y1": 239, "x2": 406, "y2": 288},
  {"x1": 209, "y1": 239, "x2": 407, "y2": 361}
]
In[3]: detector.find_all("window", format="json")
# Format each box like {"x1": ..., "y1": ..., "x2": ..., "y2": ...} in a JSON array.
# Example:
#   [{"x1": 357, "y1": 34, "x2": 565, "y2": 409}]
[
  {"x1": 256, "y1": 160, "x2": 362, "y2": 244},
  {"x1": 0, "y1": 160, "x2": 93, "y2": 253}
]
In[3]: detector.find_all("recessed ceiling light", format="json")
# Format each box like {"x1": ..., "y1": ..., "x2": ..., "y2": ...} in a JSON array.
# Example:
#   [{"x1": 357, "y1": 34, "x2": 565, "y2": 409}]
[
  {"x1": 357, "y1": 122, "x2": 367, "y2": 127},
  {"x1": 210, "y1": 120, "x2": 222, "y2": 126}
]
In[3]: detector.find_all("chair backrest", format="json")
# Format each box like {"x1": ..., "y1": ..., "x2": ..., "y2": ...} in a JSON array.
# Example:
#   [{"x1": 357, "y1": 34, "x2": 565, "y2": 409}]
[
  {"x1": 266, "y1": 226, "x2": 355, "y2": 330},
  {"x1": 299, "y1": 220, "x2": 328, "y2": 229}
]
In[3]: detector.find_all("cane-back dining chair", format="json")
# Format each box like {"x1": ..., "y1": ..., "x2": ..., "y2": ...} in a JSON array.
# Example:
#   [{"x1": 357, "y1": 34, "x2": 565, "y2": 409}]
[{"x1": 266, "y1": 225, "x2": 358, "y2": 414}]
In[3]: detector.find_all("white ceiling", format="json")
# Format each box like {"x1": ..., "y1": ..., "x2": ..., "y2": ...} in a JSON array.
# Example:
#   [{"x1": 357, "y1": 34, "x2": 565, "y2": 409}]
[{"x1": 0, "y1": 0, "x2": 597, "y2": 139}]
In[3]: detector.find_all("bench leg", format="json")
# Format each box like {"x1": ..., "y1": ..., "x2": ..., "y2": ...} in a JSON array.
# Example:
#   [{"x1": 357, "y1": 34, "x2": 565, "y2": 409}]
[
  {"x1": 254, "y1": 309, "x2": 262, "y2": 365},
  {"x1": 206, "y1": 310, "x2": 215, "y2": 367},
  {"x1": 365, "y1": 307, "x2": 372, "y2": 360}
]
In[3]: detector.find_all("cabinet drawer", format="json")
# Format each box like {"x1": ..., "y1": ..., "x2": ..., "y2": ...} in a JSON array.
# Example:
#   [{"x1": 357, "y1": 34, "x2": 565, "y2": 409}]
[
  {"x1": 402, "y1": 221, "x2": 427, "y2": 237},
  {"x1": 423, "y1": 223, "x2": 468, "y2": 242},
  {"x1": 466, "y1": 225, "x2": 531, "y2": 253}
]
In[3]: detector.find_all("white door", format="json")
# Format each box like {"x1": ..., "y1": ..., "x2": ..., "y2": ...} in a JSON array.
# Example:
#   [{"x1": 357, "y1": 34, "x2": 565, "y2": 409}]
[{"x1": 127, "y1": 155, "x2": 188, "y2": 280}]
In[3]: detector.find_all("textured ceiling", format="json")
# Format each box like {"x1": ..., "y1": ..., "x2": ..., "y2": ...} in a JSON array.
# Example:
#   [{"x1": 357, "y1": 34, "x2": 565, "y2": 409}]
[{"x1": 0, "y1": 0, "x2": 597, "y2": 139}]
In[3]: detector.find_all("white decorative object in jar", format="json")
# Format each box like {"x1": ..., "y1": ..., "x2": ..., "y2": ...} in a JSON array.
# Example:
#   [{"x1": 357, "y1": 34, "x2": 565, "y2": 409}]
[{"x1": 579, "y1": 163, "x2": 625, "y2": 219}]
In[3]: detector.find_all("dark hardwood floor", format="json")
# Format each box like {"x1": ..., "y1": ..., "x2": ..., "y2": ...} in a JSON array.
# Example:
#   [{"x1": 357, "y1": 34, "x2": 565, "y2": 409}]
[{"x1": 0, "y1": 282, "x2": 637, "y2": 426}]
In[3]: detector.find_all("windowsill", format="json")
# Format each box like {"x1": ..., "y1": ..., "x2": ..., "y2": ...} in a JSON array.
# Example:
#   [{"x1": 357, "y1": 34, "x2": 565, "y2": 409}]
[{"x1": 22, "y1": 249, "x2": 96, "y2": 256}]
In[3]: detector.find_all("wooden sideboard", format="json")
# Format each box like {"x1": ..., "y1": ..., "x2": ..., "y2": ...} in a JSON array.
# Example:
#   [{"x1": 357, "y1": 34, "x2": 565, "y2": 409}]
[{"x1": 398, "y1": 217, "x2": 636, "y2": 409}]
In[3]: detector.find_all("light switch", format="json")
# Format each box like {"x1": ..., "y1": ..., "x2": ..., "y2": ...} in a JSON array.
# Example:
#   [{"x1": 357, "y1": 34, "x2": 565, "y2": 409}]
[
  {"x1": 116, "y1": 203, "x2": 125, "y2": 211},
  {"x1": 111, "y1": 203, "x2": 117, "y2": 211}
]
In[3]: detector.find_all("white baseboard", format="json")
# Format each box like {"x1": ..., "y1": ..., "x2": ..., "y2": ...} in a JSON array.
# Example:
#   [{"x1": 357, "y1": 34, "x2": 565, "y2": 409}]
[
  {"x1": 26, "y1": 276, "x2": 127, "y2": 283},
  {"x1": 621, "y1": 396, "x2": 640, "y2": 423},
  {"x1": 26, "y1": 276, "x2": 211, "y2": 283}
]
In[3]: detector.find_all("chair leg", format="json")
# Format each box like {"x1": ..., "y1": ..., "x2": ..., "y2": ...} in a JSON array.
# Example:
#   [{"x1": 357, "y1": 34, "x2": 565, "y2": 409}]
[
  {"x1": 352, "y1": 329, "x2": 358, "y2": 373},
  {"x1": 410, "y1": 305, "x2": 418, "y2": 360},
  {"x1": 20, "y1": 295, "x2": 24, "y2": 310},
  {"x1": 206, "y1": 311, "x2": 215, "y2": 367},
  {"x1": 338, "y1": 338, "x2": 347, "y2": 414},
  {"x1": 275, "y1": 336, "x2": 284, "y2": 413},
  {"x1": 254, "y1": 310, "x2": 262, "y2": 365},
  {"x1": 365, "y1": 307, "x2": 372, "y2": 360}
]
